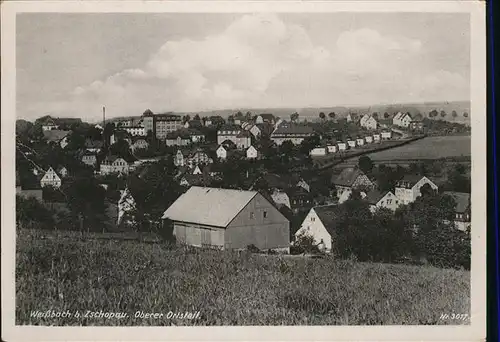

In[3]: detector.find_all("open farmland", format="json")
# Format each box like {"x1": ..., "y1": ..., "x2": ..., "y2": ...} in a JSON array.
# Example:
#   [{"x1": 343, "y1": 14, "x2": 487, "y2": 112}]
[
  {"x1": 358, "y1": 136, "x2": 471, "y2": 162},
  {"x1": 16, "y1": 229, "x2": 470, "y2": 326}
]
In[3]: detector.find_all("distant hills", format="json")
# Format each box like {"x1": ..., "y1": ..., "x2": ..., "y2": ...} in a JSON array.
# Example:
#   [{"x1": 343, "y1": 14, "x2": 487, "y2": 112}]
[{"x1": 24, "y1": 100, "x2": 471, "y2": 126}]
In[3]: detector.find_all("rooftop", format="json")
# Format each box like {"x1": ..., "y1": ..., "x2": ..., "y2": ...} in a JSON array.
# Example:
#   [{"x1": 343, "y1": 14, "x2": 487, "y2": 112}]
[{"x1": 331, "y1": 167, "x2": 367, "y2": 187}]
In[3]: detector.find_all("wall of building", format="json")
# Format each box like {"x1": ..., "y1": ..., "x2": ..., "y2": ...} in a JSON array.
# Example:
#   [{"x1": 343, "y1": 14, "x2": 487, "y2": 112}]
[
  {"x1": 174, "y1": 222, "x2": 225, "y2": 248},
  {"x1": 226, "y1": 193, "x2": 289, "y2": 250},
  {"x1": 295, "y1": 209, "x2": 332, "y2": 252}
]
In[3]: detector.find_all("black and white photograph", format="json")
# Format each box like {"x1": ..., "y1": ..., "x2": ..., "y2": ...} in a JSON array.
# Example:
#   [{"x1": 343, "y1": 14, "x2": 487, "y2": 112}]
[{"x1": 1, "y1": 1, "x2": 487, "y2": 341}]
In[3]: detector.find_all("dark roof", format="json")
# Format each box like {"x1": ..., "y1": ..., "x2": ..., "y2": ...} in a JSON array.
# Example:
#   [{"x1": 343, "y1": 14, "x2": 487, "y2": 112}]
[
  {"x1": 43, "y1": 130, "x2": 70, "y2": 142},
  {"x1": 364, "y1": 190, "x2": 389, "y2": 205},
  {"x1": 236, "y1": 130, "x2": 251, "y2": 138},
  {"x1": 378, "y1": 119, "x2": 392, "y2": 125},
  {"x1": 396, "y1": 174, "x2": 428, "y2": 187},
  {"x1": 85, "y1": 139, "x2": 103, "y2": 148},
  {"x1": 166, "y1": 129, "x2": 191, "y2": 139},
  {"x1": 187, "y1": 120, "x2": 203, "y2": 128},
  {"x1": 255, "y1": 123, "x2": 274, "y2": 135},
  {"x1": 54, "y1": 118, "x2": 82, "y2": 125},
  {"x1": 103, "y1": 155, "x2": 127, "y2": 164},
  {"x1": 218, "y1": 124, "x2": 241, "y2": 132},
  {"x1": 314, "y1": 205, "x2": 340, "y2": 235},
  {"x1": 263, "y1": 173, "x2": 289, "y2": 189},
  {"x1": 444, "y1": 191, "x2": 471, "y2": 213},
  {"x1": 272, "y1": 124, "x2": 314, "y2": 135},
  {"x1": 331, "y1": 167, "x2": 366, "y2": 187}
]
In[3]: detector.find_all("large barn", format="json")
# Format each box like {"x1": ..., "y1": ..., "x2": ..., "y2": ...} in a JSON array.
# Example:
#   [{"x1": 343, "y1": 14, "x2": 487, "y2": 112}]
[{"x1": 161, "y1": 186, "x2": 290, "y2": 252}]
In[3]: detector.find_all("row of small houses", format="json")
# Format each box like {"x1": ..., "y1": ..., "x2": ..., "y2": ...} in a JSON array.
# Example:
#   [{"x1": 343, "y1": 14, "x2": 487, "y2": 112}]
[
  {"x1": 309, "y1": 131, "x2": 393, "y2": 157},
  {"x1": 347, "y1": 111, "x2": 424, "y2": 131}
]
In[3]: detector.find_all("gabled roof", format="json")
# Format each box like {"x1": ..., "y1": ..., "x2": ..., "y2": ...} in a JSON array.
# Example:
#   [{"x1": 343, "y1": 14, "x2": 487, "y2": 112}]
[
  {"x1": 236, "y1": 130, "x2": 252, "y2": 138},
  {"x1": 161, "y1": 186, "x2": 259, "y2": 227},
  {"x1": 396, "y1": 174, "x2": 429, "y2": 188},
  {"x1": 364, "y1": 190, "x2": 392, "y2": 205},
  {"x1": 103, "y1": 155, "x2": 126, "y2": 164},
  {"x1": 313, "y1": 205, "x2": 340, "y2": 235},
  {"x1": 218, "y1": 124, "x2": 241, "y2": 132},
  {"x1": 444, "y1": 191, "x2": 471, "y2": 213},
  {"x1": 331, "y1": 167, "x2": 367, "y2": 187},
  {"x1": 43, "y1": 130, "x2": 70, "y2": 142},
  {"x1": 272, "y1": 124, "x2": 314, "y2": 135},
  {"x1": 166, "y1": 129, "x2": 191, "y2": 139},
  {"x1": 257, "y1": 113, "x2": 276, "y2": 121},
  {"x1": 393, "y1": 112, "x2": 403, "y2": 120},
  {"x1": 85, "y1": 139, "x2": 103, "y2": 149}
]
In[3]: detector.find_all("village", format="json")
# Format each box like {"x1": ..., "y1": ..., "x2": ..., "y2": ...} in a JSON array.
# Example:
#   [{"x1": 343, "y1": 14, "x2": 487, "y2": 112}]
[{"x1": 15, "y1": 107, "x2": 471, "y2": 267}]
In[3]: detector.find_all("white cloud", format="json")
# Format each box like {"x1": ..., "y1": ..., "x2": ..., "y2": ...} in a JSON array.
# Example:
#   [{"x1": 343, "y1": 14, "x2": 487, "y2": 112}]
[{"x1": 44, "y1": 13, "x2": 468, "y2": 121}]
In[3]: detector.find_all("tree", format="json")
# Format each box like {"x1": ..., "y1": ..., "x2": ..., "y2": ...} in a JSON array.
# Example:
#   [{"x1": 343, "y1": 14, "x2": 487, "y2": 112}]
[
  {"x1": 193, "y1": 114, "x2": 201, "y2": 121},
  {"x1": 279, "y1": 140, "x2": 295, "y2": 157},
  {"x1": 64, "y1": 177, "x2": 107, "y2": 233},
  {"x1": 383, "y1": 112, "x2": 390, "y2": 119},
  {"x1": 16, "y1": 195, "x2": 55, "y2": 230},
  {"x1": 319, "y1": 112, "x2": 326, "y2": 121},
  {"x1": 299, "y1": 134, "x2": 321, "y2": 155},
  {"x1": 429, "y1": 109, "x2": 438, "y2": 118},
  {"x1": 446, "y1": 163, "x2": 471, "y2": 193},
  {"x1": 290, "y1": 112, "x2": 299, "y2": 123},
  {"x1": 440, "y1": 110, "x2": 447, "y2": 118},
  {"x1": 103, "y1": 122, "x2": 115, "y2": 145},
  {"x1": 328, "y1": 112, "x2": 336, "y2": 120},
  {"x1": 110, "y1": 139, "x2": 132, "y2": 160},
  {"x1": 358, "y1": 155, "x2": 374, "y2": 174},
  {"x1": 372, "y1": 112, "x2": 379, "y2": 119},
  {"x1": 451, "y1": 110, "x2": 458, "y2": 118},
  {"x1": 463, "y1": 112, "x2": 469, "y2": 118},
  {"x1": 245, "y1": 111, "x2": 252, "y2": 120},
  {"x1": 143, "y1": 109, "x2": 153, "y2": 116},
  {"x1": 183, "y1": 115, "x2": 191, "y2": 123}
]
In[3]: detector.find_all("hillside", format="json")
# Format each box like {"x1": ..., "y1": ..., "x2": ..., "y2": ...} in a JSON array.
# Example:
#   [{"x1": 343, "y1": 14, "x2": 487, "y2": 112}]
[
  {"x1": 98, "y1": 100, "x2": 470, "y2": 126},
  {"x1": 16, "y1": 229, "x2": 470, "y2": 326}
]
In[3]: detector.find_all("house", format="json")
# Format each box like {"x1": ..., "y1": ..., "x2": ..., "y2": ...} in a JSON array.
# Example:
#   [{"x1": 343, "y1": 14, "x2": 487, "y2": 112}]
[
  {"x1": 337, "y1": 141, "x2": 347, "y2": 151},
  {"x1": 309, "y1": 146, "x2": 328, "y2": 157},
  {"x1": 123, "y1": 126, "x2": 146, "y2": 136},
  {"x1": 100, "y1": 155, "x2": 130, "y2": 175},
  {"x1": 360, "y1": 115, "x2": 378, "y2": 130},
  {"x1": 444, "y1": 191, "x2": 471, "y2": 232},
  {"x1": 255, "y1": 114, "x2": 276, "y2": 125},
  {"x1": 381, "y1": 131, "x2": 392, "y2": 140},
  {"x1": 326, "y1": 141, "x2": 337, "y2": 153},
  {"x1": 216, "y1": 145, "x2": 228, "y2": 160},
  {"x1": 270, "y1": 123, "x2": 314, "y2": 146},
  {"x1": 337, "y1": 189, "x2": 367, "y2": 204},
  {"x1": 409, "y1": 118, "x2": 424, "y2": 132},
  {"x1": 188, "y1": 129, "x2": 205, "y2": 143},
  {"x1": 204, "y1": 115, "x2": 225, "y2": 127},
  {"x1": 131, "y1": 138, "x2": 149, "y2": 151},
  {"x1": 365, "y1": 135, "x2": 373, "y2": 144},
  {"x1": 346, "y1": 113, "x2": 360, "y2": 123},
  {"x1": 246, "y1": 145, "x2": 259, "y2": 159},
  {"x1": 166, "y1": 130, "x2": 191, "y2": 147},
  {"x1": 179, "y1": 174, "x2": 211, "y2": 187},
  {"x1": 42, "y1": 130, "x2": 71, "y2": 148},
  {"x1": 331, "y1": 167, "x2": 374, "y2": 198},
  {"x1": 217, "y1": 125, "x2": 252, "y2": 149},
  {"x1": 184, "y1": 120, "x2": 203, "y2": 130},
  {"x1": 356, "y1": 136, "x2": 365, "y2": 146},
  {"x1": 174, "y1": 149, "x2": 186, "y2": 167},
  {"x1": 81, "y1": 151, "x2": 97, "y2": 167},
  {"x1": 41, "y1": 117, "x2": 59, "y2": 131},
  {"x1": 115, "y1": 119, "x2": 133, "y2": 127},
  {"x1": 394, "y1": 174, "x2": 438, "y2": 205},
  {"x1": 270, "y1": 190, "x2": 291, "y2": 209},
  {"x1": 288, "y1": 186, "x2": 314, "y2": 213},
  {"x1": 347, "y1": 138, "x2": 356, "y2": 148},
  {"x1": 110, "y1": 130, "x2": 132, "y2": 146},
  {"x1": 187, "y1": 148, "x2": 213, "y2": 168},
  {"x1": 294, "y1": 205, "x2": 340, "y2": 253},
  {"x1": 373, "y1": 134, "x2": 381, "y2": 142},
  {"x1": 40, "y1": 167, "x2": 62, "y2": 188},
  {"x1": 364, "y1": 190, "x2": 400, "y2": 212},
  {"x1": 393, "y1": 112, "x2": 412, "y2": 128},
  {"x1": 255, "y1": 123, "x2": 274, "y2": 136},
  {"x1": 56, "y1": 166, "x2": 68, "y2": 178},
  {"x1": 85, "y1": 139, "x2": 104, "y2": 153},
  {"x1": 161, "y1": 186, "x2": 290, "y2": 252},
  {"x1": 247, "y1": 125, "x2": 262, "y2": 138}
]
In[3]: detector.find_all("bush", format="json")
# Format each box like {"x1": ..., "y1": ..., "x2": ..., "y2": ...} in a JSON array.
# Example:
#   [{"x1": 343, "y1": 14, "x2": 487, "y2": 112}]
[
  {"x1": 246, "y1": 244, "x2": 261, "y2": 253},
  {"x1": 294, "y1": 233, "x2": 321, "y2": 254},
  {"x1": 16, "y1": 195, "x2": 55, "y2": 230}
]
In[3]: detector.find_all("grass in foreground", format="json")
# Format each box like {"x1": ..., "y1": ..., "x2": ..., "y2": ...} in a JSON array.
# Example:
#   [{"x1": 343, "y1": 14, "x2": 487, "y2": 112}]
[{"x1": 16, "y1": 229, "x2": 470, "y2": 326}]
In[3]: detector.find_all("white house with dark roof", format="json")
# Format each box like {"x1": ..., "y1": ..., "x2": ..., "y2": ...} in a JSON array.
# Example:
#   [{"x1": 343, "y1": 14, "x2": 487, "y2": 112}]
[
  {"x1": 295, "y1": 205, "x2": 339, "y2": 253},
  {"x1": 255, "y1": 114, "x2": 276, "y2": 125},
  {"x1": 270, "y1": 123, "x2": 314, "y2": 146},
  {"x1": 365, "y1": 135, "x2": 373, "y2": 144},
  {"x1": 162, "y1": 186, "x2": 290, "y2": 252},
  {"x1": 444, "y1": 191, "x2": 471, "y2": 232},
  {"x1": 331, "y1": 167, "x2": 374, "y2": 198},
  {"x1": 356, "y1": 137, "x2": 365, "y2": 146},
  {"x1": 364, "y1": 190, "x2": 400, "y2": 212},
  {"x1": 337, "y1": 141, "x2": 347, "y2": 151},
  {"x1": 246, "y1": 145, "x2": 259, "y2": 159},
  {"x1": 394, "y1": 175, "x2": 438, "y2": 205},
  {"x1": 100, "y1": 155, "x2": 129, "y2": 175},
  {"x1": 393, "y1": 112, "x2": 413, "y2": 128},
  {"x1": 216, "y1": 145, "x2": 228, "y2": 160},
  {"x1": 373, "y1": 133, "x2": 381, "y2": 142},
  {"x1": 43, "y1": 130, "x2": 71, "y2": 148},
  {"x1": 381, "y1": 131, "x2": 392, "y2": 140},
  {"x1": 217, "y1": 125, "x2": 251, "y2": 149},
  {"x1": 40, "y1": 167, "x2": 62, "y2": 188},
  {"x1": 360, "y1": 115, "x2": 378, "y2": 130},
  {"x1": 309, "y1": 146, "x2": 327, "y2": 157},
  {"x1": 347, "y1": 138, "x2": 356, "y2": 148}
]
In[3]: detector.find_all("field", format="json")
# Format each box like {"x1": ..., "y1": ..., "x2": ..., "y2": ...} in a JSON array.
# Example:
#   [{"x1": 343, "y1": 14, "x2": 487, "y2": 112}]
[
  {"x1": 359, "y1": 136, "x2": 471, "y2": 161},
  {"x1": 16, "y1": 229, "x2": 470, "y2": 326}
]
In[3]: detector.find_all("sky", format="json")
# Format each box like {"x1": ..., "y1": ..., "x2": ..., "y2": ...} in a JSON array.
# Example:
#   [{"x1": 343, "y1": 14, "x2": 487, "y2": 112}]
[{"x1": 16, "y1": 13, "x2": 470, "y2": 122}]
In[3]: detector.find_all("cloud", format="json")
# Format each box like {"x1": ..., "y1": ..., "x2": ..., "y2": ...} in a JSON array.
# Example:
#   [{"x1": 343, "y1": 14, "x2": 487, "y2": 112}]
[{"x1": 40, "y1": 13, "x2": 468, "y2": 121}]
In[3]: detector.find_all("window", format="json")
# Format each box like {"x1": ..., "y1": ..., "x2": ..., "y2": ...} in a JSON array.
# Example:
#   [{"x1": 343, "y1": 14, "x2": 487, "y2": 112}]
[
  {"x1": 250, "y1": 212, "x2": 255, "y2": 219},
  {"x1": 263, "y1": 211, "x2": 268, "y2": 218},
  {"x1": 387, "y1": 199, "x2": 392, "y2": 204},
  {"x1": 311, "y1": 216, "x2": 315, "y2": 222}
]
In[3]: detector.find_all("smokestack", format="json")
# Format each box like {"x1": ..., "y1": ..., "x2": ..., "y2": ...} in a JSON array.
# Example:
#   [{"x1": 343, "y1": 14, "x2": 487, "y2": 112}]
[{"x1": 102, "y1": 106, "x2": 106, "y2": 126}]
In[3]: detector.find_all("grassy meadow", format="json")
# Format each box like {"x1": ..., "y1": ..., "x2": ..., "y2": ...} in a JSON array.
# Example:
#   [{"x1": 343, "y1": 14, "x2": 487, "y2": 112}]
[{"x1": 16, "y1": 229, "x2": 470, "y2": 326}]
